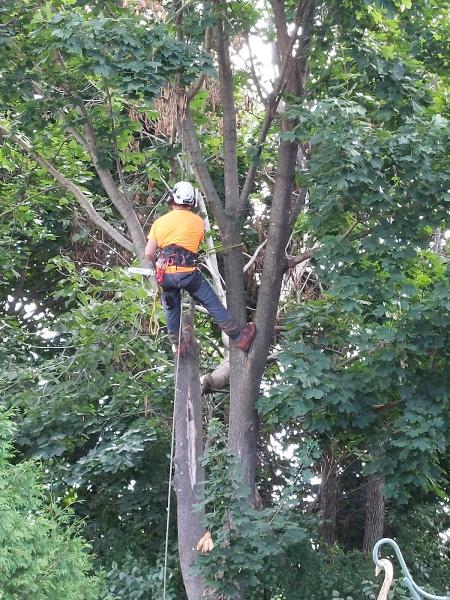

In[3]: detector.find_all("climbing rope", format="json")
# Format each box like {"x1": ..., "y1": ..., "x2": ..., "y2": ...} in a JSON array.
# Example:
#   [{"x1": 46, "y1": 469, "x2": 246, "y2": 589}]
[
  {"x1": 148, "y1": 290, "x2": 160, "y2": 336},
  {"x1": 125, "y1": 267, "x2": 160, "y2": 336},
  {"x1": 127, "y1": 265, "x2": 181, "y2": 596},
  {"x1": 162, "y1": 295, "x2": 183, "y2": 600}
]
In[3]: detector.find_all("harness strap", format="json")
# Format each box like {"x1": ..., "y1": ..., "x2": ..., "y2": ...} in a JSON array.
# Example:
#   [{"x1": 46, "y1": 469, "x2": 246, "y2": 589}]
[{"x1": 155, "y1": 245, "x2": 199, "y2": 283}]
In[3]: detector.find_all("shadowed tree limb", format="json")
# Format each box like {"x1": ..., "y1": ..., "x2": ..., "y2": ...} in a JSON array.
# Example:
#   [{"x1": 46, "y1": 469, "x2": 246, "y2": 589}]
[
  {"x1": 214, "y1": 1, "x2": 240, "y2": 216},
  {"x1": 0, "y1": 126, "x2": 135, "y2": 254},
  {"x1": 239, "y1": 1, "x2": 313, "y2": 212},
  {"x1": 67, "y1": 98, "x2": 149, "y2": 263},
  {"x1": 180, "y1": 110, "x2": 227, "y2": 231}
]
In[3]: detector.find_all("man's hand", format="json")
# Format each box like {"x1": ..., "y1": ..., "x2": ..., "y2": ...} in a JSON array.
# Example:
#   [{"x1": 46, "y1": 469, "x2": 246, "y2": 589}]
[{"x1": 145, "y1": 238, "x2": 158, "y2": 262}]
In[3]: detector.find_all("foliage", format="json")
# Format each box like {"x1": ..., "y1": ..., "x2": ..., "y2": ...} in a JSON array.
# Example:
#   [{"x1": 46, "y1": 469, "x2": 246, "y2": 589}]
[
  {"x1": 262, "y1": 13, "x2": 449, "y2": 506},
  {"x1": 388, "y1": 503, "x2": 450, "y2": 594},
  {"x1": 195, "y1": 420, "x2": 310, "y2": 598},
  {"x1": 1, "y1": 261, "x2": 187, "y2": 598},
  {"x1": 0, "y1": 410, "x2": 101, "y2": 600},
  {"x1": 99, "y1": 551, "x2": 182, "y2": 600}
]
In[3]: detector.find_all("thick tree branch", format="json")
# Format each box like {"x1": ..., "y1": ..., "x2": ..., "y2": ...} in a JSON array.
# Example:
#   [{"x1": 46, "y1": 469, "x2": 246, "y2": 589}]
[
  {"x1": 180, "y1": 109, "x2": 227, "y2": 231},
  {"x1": 36, "y1": 65, "x2": 149, "y2": 263},
  {"x1": 214, "y1": 8, "x2": 240, "y2": 215},
  {"x1": 186, "y1": 28, "x2": 213, "y2": 102},
  {"x1": 64, "y1": 96, "x2": 149, "y2": 264},
  {"x1": 186, "y1": 74, "x2": 207, "y2": 103},
  {"x1": 0, "y1": 126, "x2": 134, "y2": 253},
  {"x1": 285, "y1": 248, "x2": 315, "y2": 270},
  {"x1": 201, "y1": 355, "x2": 230, "y2": 394},
  {"x1": 227, "y1": 1, "x2": 317, "y2": 506},
  {"x1": 269, "y1": 0, "x2": 289, "y2": 62},
  {"x1": 239, "y1": 2, "x2": 311, "y2": 211}
]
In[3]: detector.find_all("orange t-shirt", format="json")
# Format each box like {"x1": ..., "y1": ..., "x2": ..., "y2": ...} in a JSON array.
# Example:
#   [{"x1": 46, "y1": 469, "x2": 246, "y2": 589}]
[{"x1": 148, "y1": 209, "x2": 204, "y2": 273}]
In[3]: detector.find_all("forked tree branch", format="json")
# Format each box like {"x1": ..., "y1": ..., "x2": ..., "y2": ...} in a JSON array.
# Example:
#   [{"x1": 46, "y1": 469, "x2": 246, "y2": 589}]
[
  {"x1": 38, "y1": 60, "x2": 148, "y2": 260},
  {"x1": 0, "y1": 126, "x2": 135, "y2": 253},
  {"x1": 68, "y1": 97, "x2": 149, "y2": 262},
  {"x1": 214, "y1": 7, "x2": 240, "y2": 215}
]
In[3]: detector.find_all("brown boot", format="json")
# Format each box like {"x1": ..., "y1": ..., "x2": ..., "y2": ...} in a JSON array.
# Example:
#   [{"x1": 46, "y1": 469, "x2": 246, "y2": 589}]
[{"x1": 233, "y1": 323, "x2": 256, "y2": 352}]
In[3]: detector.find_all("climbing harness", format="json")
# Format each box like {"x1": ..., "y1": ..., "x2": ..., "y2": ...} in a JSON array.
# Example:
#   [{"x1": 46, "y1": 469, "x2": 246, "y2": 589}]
[
  {"x1": 155, "y1": 244, "x2": 199, "y2": 284},
  {"x1": 154, "y1": 242, "x2": 243, "y2": 285},
  {"x1": 373, "y1": 538, "x2": 450, "y2": 600}
]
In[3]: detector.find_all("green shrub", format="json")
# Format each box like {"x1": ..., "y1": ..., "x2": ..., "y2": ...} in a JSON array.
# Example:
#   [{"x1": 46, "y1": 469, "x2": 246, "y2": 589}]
[{"x1": 0, "y1": 411, "x2": 101, "y2": 600}]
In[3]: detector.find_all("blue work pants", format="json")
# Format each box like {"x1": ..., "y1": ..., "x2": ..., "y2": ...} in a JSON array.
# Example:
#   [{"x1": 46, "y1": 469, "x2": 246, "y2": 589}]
[{"x1": 160, "y1": 270, "x2": 239, "y2": 342}]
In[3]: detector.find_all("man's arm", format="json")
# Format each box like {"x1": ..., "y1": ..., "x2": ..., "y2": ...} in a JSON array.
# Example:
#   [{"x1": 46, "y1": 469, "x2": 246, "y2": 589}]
[{"x1": 145, "y1": 238, "x2": 158, "y2": 262}]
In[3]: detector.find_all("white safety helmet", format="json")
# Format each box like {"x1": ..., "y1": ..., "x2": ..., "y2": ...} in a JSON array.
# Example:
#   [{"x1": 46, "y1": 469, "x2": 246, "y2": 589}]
[{"x1": 170, "y1": 181, "x2": 196, "y2": 207}]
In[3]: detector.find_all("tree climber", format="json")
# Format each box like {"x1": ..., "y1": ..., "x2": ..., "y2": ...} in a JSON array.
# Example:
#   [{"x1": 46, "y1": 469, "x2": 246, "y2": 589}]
[{"x1": 145, "y1": 181, "x2": 256, "y2": 356}]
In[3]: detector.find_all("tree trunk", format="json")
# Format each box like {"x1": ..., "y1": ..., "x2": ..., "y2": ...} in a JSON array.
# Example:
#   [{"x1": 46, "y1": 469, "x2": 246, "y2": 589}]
[
  {"x1": 228, "y1": 136, "x2": 299, "y2": 503},
  {"x1": 226, "y1": 0, "x2": 315, "y2": 507},
  {"x1": 318, "y1": 449, "x2": 338, "y2": 545},
  {"x1": 173, "y1": 319, "x2": 207, "y2": 599},
  {"x1": 362, "y1": 472, "x2": 385, "y2": 554}
]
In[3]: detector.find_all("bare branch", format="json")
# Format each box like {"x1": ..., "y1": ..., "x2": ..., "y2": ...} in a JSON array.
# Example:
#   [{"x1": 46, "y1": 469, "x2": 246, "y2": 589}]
[
  {"x1": 245, "y1": 35, "x2": 267, "y2": 105},
  {"x1": 243, "y1": 239, "x2": 267, "y2": 273},
  {"x1": 0, "y1": 126, "x2": 135, "y2": 253},
  {"x1": 285, "y1": 248, "x2": 315, "y2": 270}
]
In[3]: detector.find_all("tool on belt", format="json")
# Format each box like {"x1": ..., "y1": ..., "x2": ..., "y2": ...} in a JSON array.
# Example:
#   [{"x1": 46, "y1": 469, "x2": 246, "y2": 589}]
[{"x1": 155, "y1": 244, "x2": 199, "y2": 284}]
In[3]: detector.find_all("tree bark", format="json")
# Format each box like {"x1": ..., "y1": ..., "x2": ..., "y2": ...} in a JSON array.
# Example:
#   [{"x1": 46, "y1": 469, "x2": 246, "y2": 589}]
[
  {"x1": 318, "y1": 449, "x2": 338, "y2": 545},
  {"x1": 173, "y1": 321, "x2": 207, "y2": 599},
  {"x1": 228, "y1": 134, "x2": 299, "y2": 505},
  {"x1": 227, "y1": 3, "x2": 315, "y2": 511},
  {"x1": 362, "y1": 471, "x2": 385, "y2": 554}
]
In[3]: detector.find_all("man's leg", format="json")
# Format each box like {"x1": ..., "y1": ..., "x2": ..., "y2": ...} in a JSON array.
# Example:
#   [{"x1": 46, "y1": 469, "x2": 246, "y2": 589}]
[
  {"x1": 184, "y1": 271, "x2": 257, "y2": 351},
  {"x1": 160, "y1": 281, "x2": 181, "y2": 345},
  {"x1": 184, "y1": 271, "x2": 241, "y2": 338}
]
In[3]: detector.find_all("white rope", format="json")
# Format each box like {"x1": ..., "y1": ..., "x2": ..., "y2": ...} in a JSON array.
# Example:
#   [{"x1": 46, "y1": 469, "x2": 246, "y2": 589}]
[{"x1": 162, "y1": 297, "x2": 183, "y2": 600}]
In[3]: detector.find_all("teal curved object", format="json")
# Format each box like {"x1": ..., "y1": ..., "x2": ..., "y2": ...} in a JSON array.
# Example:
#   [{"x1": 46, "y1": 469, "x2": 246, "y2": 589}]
[{"x1": 373, "y1": 538, "x2": 450, "y2": 600}]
